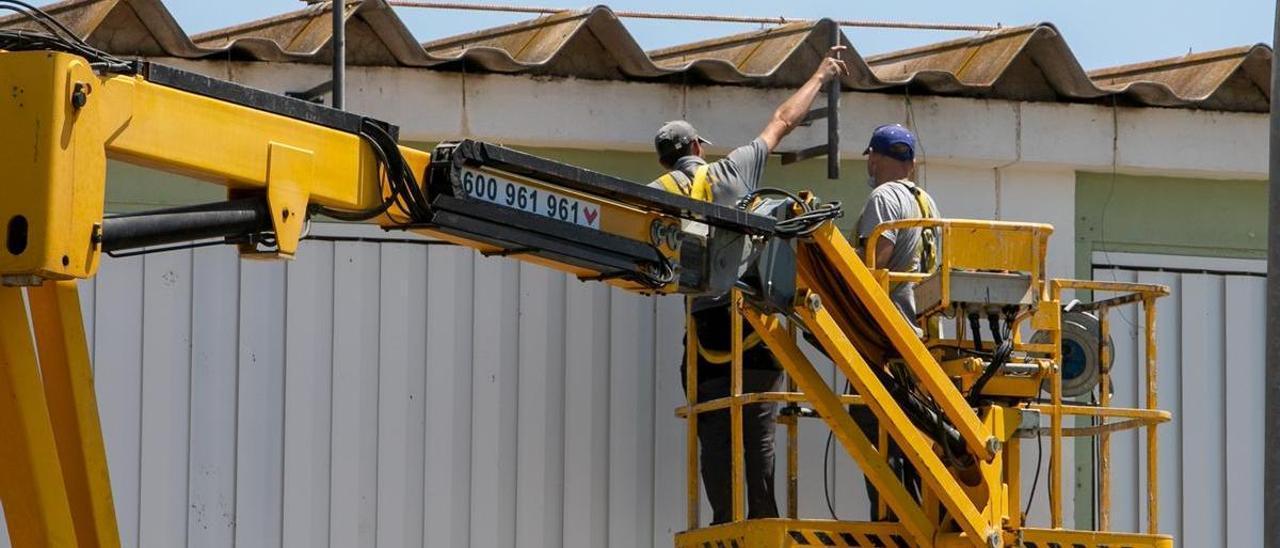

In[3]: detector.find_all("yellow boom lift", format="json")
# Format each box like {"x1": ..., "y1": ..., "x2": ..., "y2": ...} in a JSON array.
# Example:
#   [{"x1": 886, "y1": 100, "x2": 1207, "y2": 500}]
[{"x1": 0, "y1": 21, "x2": 1172, "y2": 548}]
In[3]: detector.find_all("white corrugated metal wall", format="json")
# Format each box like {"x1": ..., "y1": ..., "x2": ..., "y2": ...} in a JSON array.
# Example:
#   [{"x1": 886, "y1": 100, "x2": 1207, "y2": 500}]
[
  {"x1": 0, "y1": 224, "x2": 896, "y2": 548},
  {"x1": 1090, "y1": 259, "x2": 1265, "y2": 546},
  {"x1": 72, "y1": 228, "x2": 673, "y2": 548},
  {"x1": 4, "y1": 232, "x2": 1261, "y2": 546}
]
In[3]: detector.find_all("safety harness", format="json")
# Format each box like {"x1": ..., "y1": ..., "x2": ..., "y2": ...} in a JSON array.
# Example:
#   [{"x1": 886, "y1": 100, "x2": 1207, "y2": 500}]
[
  {"x1": 656, "y1": 164, "x2": 714, "y2": 202},
  {"x1": 658, "y1": 163, "x2": 764, "y2": 365},
  {"x1": 896, "y1": 180, "x2": 939, "y2": 273},
  {"x1": 890, "y1": 179, "x2": 940, "y2": 338}
]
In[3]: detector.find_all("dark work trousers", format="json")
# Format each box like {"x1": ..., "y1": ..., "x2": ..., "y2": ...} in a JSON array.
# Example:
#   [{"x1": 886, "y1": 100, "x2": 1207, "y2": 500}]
[
  {"x1": 850, "y1": 403, "x2": 921, "y2": 520},
  {"x1": 682, "y1": 362, "x2": 783, "y2": 525}
]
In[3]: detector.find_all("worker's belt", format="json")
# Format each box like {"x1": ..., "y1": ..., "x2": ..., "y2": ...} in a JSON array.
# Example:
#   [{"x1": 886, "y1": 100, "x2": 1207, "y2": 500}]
[{"x1": 690, "y1": 305, "x2": 767, "y2": 365}]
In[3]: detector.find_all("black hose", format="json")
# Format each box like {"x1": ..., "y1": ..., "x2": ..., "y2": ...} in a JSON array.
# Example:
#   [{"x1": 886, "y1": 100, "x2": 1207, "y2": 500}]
[
  {"x1": 968, "y1": 313, "x2": 983, "y2": 352},
  {"x1": 969, "y1": 310, "x2": 1017, "y2": 402}
]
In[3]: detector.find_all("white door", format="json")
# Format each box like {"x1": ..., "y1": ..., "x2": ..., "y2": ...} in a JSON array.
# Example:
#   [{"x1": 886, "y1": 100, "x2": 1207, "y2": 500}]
[{"x1": 1089, "y1": 252, "x2": 1264, "y2": 547}]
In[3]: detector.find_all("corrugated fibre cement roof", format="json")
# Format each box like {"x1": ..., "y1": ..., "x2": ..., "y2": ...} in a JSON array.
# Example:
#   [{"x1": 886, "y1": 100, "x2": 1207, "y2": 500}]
[{"x1": 4, "y1": 0, "x2": 1271, "y2": 112}]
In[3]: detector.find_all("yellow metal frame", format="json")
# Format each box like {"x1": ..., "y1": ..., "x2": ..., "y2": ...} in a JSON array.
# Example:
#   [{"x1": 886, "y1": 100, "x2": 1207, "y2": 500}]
[
  {"x1": 673, "y1": 519, "x2": 1173, "y2": 548},
  {"x1": 0, "y1": 282, "x2": 118, "y2": 548},
  {"x1": 809, "y1": 224, "x2": 998, "y2": 463},
  {"x1": 1046, "y1": 279, "x2": 1170, "y2": 534},
  {"x1": 677, "y1": 222, "x2": 1175, "y2": 547},
  {"x1": 865, "y1": 218, "x2": 1052, "y2": 292},
  {"x1": 867, "y1": 219, "x2": 1055, "y2": 359}
]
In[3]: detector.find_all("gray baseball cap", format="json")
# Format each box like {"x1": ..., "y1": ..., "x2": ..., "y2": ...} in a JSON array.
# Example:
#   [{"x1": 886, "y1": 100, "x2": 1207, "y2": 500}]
[{"x1": 654, "y1": 120, "x2": 712, "y2": 160}]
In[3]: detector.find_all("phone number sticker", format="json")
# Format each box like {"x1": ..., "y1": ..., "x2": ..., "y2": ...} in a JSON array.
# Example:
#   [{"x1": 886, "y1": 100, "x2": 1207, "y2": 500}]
[{"x1": 460, "y1": 168, "x2": 601, "y2": 230}]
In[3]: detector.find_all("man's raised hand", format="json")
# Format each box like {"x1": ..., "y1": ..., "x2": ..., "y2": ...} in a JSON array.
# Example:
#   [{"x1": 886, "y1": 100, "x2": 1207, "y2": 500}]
[{"x1": 813, "y1": 45, "x2": 849, "y2": 84}]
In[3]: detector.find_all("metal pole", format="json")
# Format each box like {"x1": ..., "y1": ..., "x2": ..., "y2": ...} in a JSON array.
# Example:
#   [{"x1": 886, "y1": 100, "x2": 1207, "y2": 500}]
[
  {"x1": 332, "y1": 0, "x2": 346, "y2": 109},
  {"x1": 1143, "y1": 298, "x2": 1158, "y2": 534},
  {"x1": 1098, "y1": 308, "x2": 1112, "y2": 531},
  {"x1": 826, "y1": 22, "x2": 840, "y2": 180},
  {"x1": 1264, "y1": 2, "x2": 1280, "y2": 546},
  {"x1": 685, "y1": 298, "x2": 700, "y2": 529}
]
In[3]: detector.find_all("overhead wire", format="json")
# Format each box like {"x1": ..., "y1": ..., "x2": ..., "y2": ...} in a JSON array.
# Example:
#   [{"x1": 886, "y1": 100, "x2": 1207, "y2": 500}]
[{"x1": 385, "y1": 1, "x2": 1000, "y2": 32}]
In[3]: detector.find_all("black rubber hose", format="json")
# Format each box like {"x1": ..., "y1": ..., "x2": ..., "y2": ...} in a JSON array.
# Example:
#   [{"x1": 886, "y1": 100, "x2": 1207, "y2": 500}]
[
  {"x1": 970, "y1": 312, "x2": 1014, "y2": 403},
  {"x1": 968, "y1": 313, "x2": 983, "y2": 352}
]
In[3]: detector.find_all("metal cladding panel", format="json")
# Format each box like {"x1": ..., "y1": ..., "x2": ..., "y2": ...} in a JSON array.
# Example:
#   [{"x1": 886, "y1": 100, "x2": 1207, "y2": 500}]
[
  {"x1": 282, "y1": 243, "x2": 335, "y2": 547},
  {"x1": 90, "y1": 254, "x2": 145, "y2": 547},
  {"x1": 189, "y1": 246, "x2": 242, "y2": 544},
  {"x1": 138, "y1": 248, "x2": 193, "y2": 548},
  {"x1": 1090, "y1": 263, "x2": 1265, "y2": 545}
]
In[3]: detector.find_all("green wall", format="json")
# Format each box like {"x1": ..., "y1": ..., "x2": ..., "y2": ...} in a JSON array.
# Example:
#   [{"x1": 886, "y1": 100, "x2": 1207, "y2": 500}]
[
  {"x1": 1073, "y1": 170, "x2": 1266, "y2": 528},
  {"x1": 105, "y1": 161, "x2": 224, "y2": 213},
  {"x1": 1075, "y1": 171, "x2": 1267, "y2": 277},
  {"x1": 106, "y1": 145, "x2": 871, "y2": 232}
]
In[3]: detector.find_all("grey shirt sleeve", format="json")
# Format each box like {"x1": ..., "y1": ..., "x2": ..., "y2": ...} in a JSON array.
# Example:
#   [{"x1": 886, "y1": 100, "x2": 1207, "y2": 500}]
[
  {"x1": 711, "y1": 138, "x2": 769, "y2": 203},
  {"x1": 857, "y1": 187, "x2": 904, "y2": 244}
]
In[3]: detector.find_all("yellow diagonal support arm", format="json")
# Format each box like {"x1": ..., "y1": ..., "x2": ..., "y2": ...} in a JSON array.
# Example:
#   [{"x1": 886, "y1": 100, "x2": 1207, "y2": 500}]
[
  {"x1": 797, "y1": 300, "x2": 994, "y2": 548},
  {"x1": 744, "y1": 309, "x2": 938, "y2": 548},
  {"x1": 29, "y1": 281, "x2": 120, "y2": 548},
  {"x1": 0, "y1": 286, "x2": 79, "y2": 547},
  {"x1": 809, "y1": 224, "x2": 996, "y2": 462}
]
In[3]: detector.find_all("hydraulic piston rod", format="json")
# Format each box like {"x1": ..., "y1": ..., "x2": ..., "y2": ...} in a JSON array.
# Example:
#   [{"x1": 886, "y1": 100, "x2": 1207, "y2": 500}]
[{"x1": 97, "y1": 197, "x2": 272, "y2": 253}]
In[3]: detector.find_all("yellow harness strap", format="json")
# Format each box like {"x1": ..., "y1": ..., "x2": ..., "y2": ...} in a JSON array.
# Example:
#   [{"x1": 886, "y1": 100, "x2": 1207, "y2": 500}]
[
  {"x1": 900, "y1": 181, "x2": 941, "y2": 338},
  {"x1": 906, "y1": 184, "x2": 939, "y2": 273},
  {"x1": 658, "y1": 164, "x2": 762, "y2": 363},
  {"x1": 657, "y1": 165, "x2": 713, "y2": 202}
]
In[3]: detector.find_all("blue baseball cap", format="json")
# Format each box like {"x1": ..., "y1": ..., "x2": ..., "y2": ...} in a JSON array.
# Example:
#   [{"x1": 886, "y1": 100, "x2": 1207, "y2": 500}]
[{"x1": 863, "y1": 124, "x2": 916, "y2": 162}]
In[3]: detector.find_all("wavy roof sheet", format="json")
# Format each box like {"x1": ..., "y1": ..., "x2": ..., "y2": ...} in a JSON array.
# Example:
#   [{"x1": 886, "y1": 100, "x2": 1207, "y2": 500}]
[{"x1": 4, "y1": 0, "x2": 1271, "y2": 112}]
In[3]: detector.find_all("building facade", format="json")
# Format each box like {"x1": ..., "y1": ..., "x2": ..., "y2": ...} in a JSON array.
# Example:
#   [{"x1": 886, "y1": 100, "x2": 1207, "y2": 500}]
[{"x1": 0, "y1": 0, "x2": 1270, "y2": 546}]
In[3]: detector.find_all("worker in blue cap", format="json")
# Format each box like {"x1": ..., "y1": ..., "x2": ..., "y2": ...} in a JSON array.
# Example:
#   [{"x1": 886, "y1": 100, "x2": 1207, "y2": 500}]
[
  {"x1": 852, "y1": 123, "x2": 941, "y2": 519},
  {"x1": 858, "y1": 123, "x2": 940, "y2": 323}
]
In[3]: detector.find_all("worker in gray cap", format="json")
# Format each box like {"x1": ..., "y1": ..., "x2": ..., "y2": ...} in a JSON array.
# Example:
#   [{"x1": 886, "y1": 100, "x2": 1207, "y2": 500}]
[{"x1": 649, "y1": 47, "x2": 848, "y2": 525}]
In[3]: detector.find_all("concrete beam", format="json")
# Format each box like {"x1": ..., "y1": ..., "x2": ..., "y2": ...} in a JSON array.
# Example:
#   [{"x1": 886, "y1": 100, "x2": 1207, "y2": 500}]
[{"x1": 157, "y1": 59, "x2": 1268, "y2": 180}]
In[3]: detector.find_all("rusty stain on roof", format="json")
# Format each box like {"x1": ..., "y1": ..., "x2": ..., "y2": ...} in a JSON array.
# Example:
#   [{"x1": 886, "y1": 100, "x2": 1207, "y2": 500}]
[
  {"x1": 864, "y1": 24, "x2": 1102, "y2": 101},
  {"x1": 1089, "y1": 45, "x2": 1271, "y2": 111},
  {"x1": 2, "y1": 0, "x2": 1270, "y2": 112},
  {"x1": 646, "y1": 20, "x2": 883, "y2": 88},
  {"x1": 421, "y1": 7, "x2": 655, "y2": 78}
]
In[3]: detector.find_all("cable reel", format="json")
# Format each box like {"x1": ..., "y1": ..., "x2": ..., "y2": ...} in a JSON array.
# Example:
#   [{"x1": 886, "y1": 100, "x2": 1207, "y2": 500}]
[{"x1": 1032, "y1": 309, "x2": 1112, "y2": 398}]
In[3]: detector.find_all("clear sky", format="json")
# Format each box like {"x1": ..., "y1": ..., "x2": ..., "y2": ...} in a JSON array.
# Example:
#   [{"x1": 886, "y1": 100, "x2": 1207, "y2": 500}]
[{"x1": 76, "y1": 0, "x2": 1280, "y2": 70}]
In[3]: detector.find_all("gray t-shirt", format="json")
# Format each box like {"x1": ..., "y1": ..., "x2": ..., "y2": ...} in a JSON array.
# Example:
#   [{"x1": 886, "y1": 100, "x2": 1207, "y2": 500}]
[
  {"x1": 856, "y1": 179, "x2": 940, "y2": 322},
  {"x1": 646, "y1": 138, "x2": 768, "y2": 207},
  {"x1": 649, "y1": 138, "x2": 769, "y2": 310}
]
